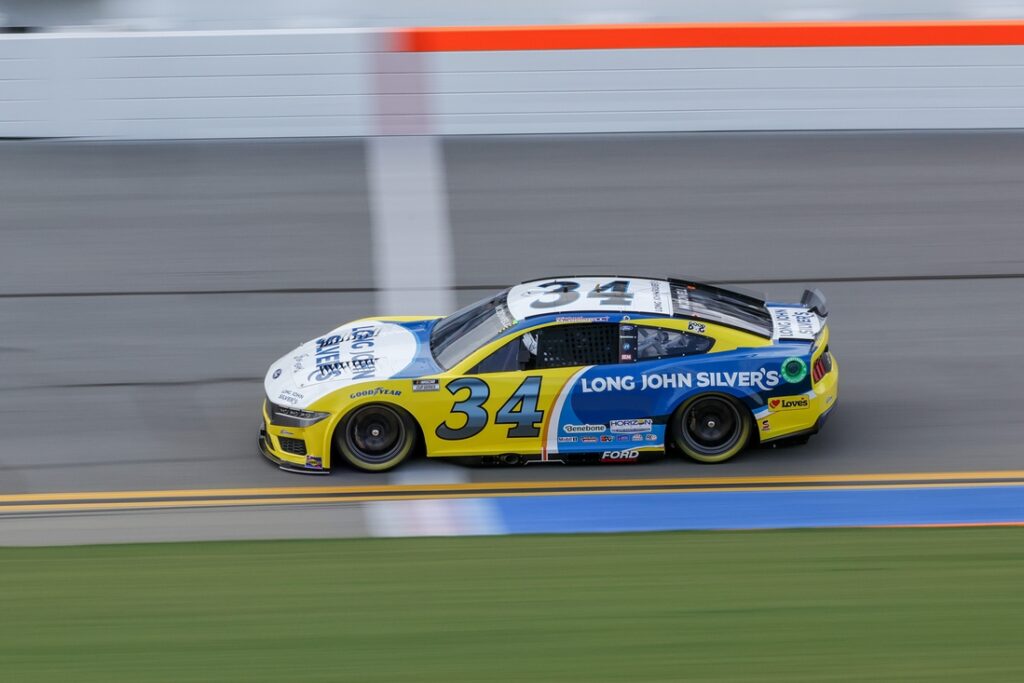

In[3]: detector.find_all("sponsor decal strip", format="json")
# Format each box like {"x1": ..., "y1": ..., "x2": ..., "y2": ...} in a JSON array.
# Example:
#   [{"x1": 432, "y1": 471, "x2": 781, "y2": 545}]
[{"x1": 580, "y1": 369, "x2": 783, "y2": 393}]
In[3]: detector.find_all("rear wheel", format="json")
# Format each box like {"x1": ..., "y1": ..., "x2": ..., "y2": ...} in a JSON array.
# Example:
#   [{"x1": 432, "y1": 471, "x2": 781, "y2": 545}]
[
  {"x1": 671, "y1": 394, "x2": 751, "y2": 464},
  {"x1": 335, "y1": 404, "x2": 417, "y2": 472}
]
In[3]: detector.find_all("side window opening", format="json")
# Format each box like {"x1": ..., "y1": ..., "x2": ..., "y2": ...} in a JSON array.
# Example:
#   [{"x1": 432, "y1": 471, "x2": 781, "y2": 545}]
[
  {"x1": 637, "y1": 326, "x2": 714, "y2": 360},
  {"x1": 470, "y1": 336, "x2": 531, "y2": 374},
  {"x1": 470, "y1": 323, "x2": 622, "y2": 373},
  {"x1": 536, "y1": 323, "x2": 618, "y2": 369}
]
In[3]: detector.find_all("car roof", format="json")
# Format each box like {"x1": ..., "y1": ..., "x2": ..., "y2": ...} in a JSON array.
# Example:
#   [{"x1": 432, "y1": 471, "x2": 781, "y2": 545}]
[
  {"x1": 506, "y1": 275, "x2": 775, "y2": 338},
  {"x1": 507, "y1": 276, "x2": 673, "y2": 320}
]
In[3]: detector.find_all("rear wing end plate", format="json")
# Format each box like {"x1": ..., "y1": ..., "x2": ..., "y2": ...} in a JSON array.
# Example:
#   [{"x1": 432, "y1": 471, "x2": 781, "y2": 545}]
[{"x1": 801, "y1": 288, "x2": 829, "y2": 318}]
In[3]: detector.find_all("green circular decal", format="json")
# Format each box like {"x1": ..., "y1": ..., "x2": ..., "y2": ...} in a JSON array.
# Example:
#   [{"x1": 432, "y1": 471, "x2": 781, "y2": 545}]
[{"x1": 781, "y1": 357, "x2": 808, "y2": 384}]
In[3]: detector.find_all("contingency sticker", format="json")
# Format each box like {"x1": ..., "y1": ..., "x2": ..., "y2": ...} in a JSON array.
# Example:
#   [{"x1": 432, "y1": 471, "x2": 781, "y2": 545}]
[{"x1": 413, "y1": 379, "x2": 440, "y2": 392}]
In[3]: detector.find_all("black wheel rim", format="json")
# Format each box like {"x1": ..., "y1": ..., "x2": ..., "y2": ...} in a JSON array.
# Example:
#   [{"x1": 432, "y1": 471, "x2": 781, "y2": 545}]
[
  {"x1": 346, "y1": 406, "x2": 405, "y2": 464},
  {"x1": 682, "y1": 397, "x2": 742, "y2": 455}
]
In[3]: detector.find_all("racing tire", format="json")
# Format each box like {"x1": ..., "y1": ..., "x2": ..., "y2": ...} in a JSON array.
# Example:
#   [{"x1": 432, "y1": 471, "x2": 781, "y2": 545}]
[
  {"x1": 335, "y1": 403, "x2": 418, "y2": 472},
  {"x1": 671, "y1": 394, "x2": 751, "y2": 464}
]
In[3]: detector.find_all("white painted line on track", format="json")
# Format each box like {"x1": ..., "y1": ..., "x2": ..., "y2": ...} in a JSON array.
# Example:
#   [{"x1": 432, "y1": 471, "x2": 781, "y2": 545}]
[
  {"x1": 0, "y1": 506, "x2": 372, "y2": 547},
  {"x1": 366, "y1": 135, "x2": 456, "y2": 316},
  {"x1": 388, "y1": 459, "x2": 469, "y2": 486},
  {"x1": 365, "y1": 498, "x2": 507, "y2": 538},
  {"x1": 374, "y1": 461, "x2": 473, "y2": 534}
]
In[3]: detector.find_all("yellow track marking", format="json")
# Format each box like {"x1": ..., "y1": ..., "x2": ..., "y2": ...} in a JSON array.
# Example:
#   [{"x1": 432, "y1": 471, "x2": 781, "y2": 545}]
[
  {"x1": 2, "y1": 480, "x2": 1024, "y2": 514},
  {"x1": 2, "y1": 469, "x2": 1024, "y2": 504}
]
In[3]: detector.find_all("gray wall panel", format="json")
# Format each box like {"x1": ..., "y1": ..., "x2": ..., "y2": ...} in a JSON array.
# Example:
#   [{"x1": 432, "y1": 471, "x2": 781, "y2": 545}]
[
  {"x1": 0, "y1": 31, "x2": 376, "y2": 138},
  {"x1": 5, "y1": 33, "x2": 1024, "y2": 138},
  {"x1": 433, "y1": 65, "x2": 1024, "y2": 91},
  {"x1": 429, "y1": 45, "x2": 1024, "y2": 69},
  {"x1": 427, "y1": 46, "x2": 1024, "y2": 134}
]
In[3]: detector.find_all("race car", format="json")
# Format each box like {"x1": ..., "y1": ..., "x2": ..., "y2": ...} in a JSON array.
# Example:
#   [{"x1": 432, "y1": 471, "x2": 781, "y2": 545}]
[{"x1": 260, "y1": 276, "x2": 837, "y2": 473}]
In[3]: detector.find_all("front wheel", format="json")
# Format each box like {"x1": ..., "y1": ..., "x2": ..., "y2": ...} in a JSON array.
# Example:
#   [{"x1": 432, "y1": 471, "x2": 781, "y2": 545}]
[
  {"x1": 334, "y1": 404, "x2": 418, "y2": 472},
  {"x1": 671, "y1": 394, "x2": 751, "y2": 464}
]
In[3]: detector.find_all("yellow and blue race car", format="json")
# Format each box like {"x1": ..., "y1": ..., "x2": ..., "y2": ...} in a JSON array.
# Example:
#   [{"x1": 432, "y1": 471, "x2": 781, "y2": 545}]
[{"x1": 260, "y1": 276, "x2": 837, "y2": 473}]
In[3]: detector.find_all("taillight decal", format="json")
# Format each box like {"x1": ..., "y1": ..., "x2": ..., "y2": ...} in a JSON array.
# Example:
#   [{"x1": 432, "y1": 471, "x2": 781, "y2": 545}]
[{"x1": 812, "y1": 346, "x2": 832, "y2": 383}]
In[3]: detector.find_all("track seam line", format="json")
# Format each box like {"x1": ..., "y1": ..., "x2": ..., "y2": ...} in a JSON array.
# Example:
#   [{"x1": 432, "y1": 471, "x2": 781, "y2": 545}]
[{"x1": 4, "y1": 271, "x2": 1024, "y2": 299}]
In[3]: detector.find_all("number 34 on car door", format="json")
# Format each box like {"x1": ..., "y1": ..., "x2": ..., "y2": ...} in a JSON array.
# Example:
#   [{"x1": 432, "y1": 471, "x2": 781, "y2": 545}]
[{"x1": 431, "y1": 371, "x2": 567, "y2": 456}]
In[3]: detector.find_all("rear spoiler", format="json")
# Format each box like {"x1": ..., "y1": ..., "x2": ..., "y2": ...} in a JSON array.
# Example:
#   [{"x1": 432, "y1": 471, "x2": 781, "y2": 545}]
[
  {"x1": 668, "y1": 277, "x2": 774, "y2": 338},
  {"x1": 801, "y1": 288, "x2": 828, "y2": 318},
  {"x1": 766, "y1": 288, "x2": 829, "y2": 342},
  {"x1": 668, "y1": 277, "x2": 766, "y2": 308}
]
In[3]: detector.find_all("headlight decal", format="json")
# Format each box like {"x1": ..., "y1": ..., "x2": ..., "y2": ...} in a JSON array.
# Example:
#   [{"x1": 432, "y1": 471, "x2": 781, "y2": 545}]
[{"x1": 266, "y1": 398, "x2": 330, "y2": 428}]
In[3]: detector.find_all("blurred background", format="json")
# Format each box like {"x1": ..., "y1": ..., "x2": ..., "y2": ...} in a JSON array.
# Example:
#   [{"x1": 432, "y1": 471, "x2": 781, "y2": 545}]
[
  {"x1": 3, "y1": 0, "x2": 1024, "y2": 32},
  {"x1": 3, "y1": 3, "x2": 1024, "y2": 681},
  {"x1": 3, "y1": 0, "x2": 1024, "y2": 496}
]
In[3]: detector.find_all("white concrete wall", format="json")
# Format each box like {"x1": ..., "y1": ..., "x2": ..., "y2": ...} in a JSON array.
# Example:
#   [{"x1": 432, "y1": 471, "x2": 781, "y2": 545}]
[
  {"x1": 4, "y1": 29, "x2": 1024, "y2": 139},
  {"x1": 0, "y1": 30, "x2": 376, "y2": 138},
  {"x1": 424, "y1": 46, "x2": 1024, "y2": 134}
]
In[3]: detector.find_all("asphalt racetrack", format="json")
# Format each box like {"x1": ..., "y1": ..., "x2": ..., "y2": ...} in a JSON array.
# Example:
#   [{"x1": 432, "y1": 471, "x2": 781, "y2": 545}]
[{"x1": 3, "y1": 131, "x2": 1024, "y2": 499}]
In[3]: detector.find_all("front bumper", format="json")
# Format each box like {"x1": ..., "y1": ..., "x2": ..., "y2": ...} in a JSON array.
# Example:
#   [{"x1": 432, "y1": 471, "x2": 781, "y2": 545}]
[{"x1": 259, "y1": 419, "x2": 331, "y2": 475}]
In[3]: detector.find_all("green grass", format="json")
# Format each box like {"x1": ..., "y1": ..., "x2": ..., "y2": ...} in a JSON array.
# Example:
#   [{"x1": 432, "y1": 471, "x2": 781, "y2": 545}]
[{"x1": 1, "y1": 528, "x2": 1023, "y2": 682}]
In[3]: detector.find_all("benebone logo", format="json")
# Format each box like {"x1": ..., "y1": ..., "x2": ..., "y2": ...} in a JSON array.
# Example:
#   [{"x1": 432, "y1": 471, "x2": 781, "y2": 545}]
[
  {"x1": 769, "y1": 395, "x2": 810, "y2": 411},
  {"x1": 563, "y1": 423, "x2": 607, "y2": 434}
]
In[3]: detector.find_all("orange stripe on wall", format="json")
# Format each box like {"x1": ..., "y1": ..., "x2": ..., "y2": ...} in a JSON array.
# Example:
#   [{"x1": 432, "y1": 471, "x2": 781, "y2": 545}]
[{"x1": 397, "y1": 20, "x2": 1024, "y2": 52}]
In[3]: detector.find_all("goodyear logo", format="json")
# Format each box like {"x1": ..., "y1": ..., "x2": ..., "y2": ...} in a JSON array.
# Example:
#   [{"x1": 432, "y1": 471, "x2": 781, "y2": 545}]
[{"x1": 768, "y1": 395, "x2": 810, "y2": 411}]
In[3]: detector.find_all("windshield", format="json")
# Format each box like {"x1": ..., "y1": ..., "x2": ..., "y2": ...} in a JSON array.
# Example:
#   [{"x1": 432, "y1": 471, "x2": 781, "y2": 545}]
[{"x1": 430, "y1": 290, "x2": 516, "y2": 370}]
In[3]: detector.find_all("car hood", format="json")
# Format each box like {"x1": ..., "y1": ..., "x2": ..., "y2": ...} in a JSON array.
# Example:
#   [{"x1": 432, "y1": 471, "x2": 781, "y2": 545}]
[{"x1": 264, "y1": 318, "x2": 441, "y2": 409}]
